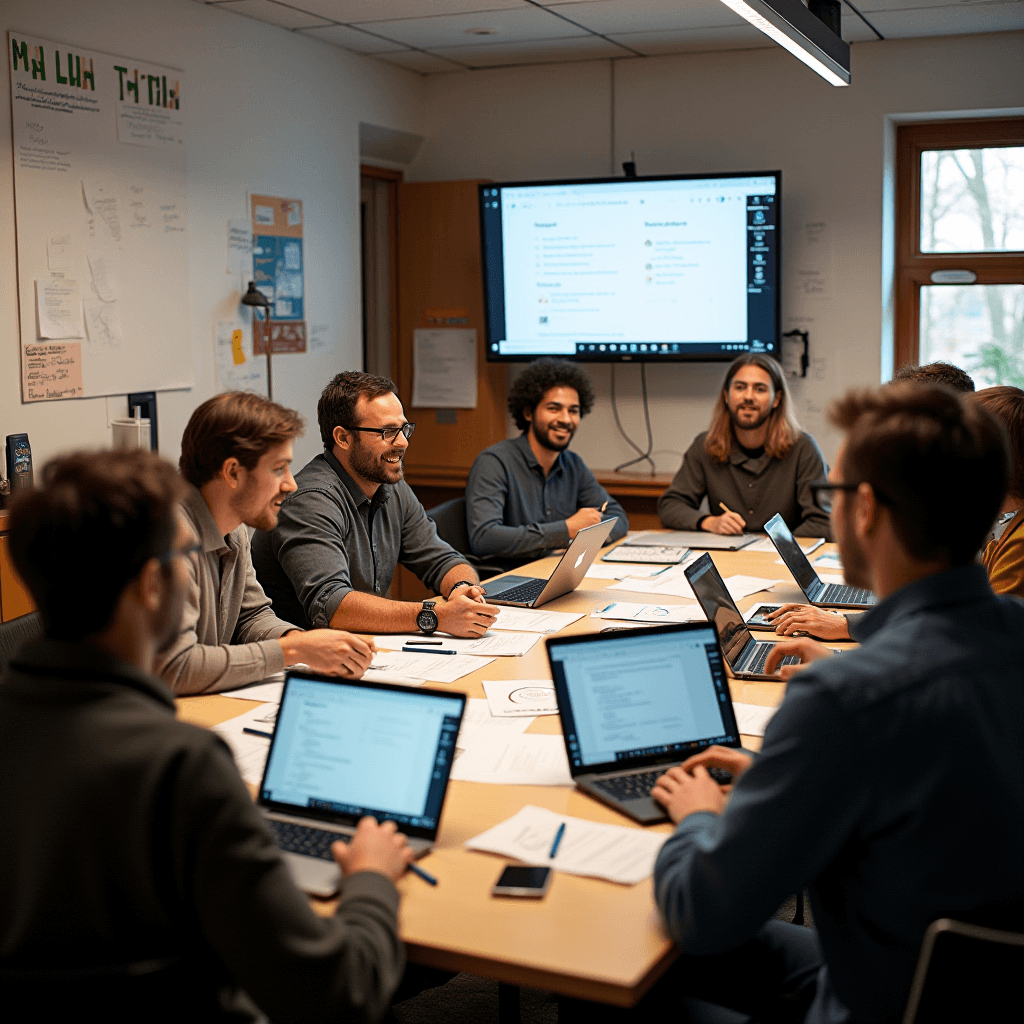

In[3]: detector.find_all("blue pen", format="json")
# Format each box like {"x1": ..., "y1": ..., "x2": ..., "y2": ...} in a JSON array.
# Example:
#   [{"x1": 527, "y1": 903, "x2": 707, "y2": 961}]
[
  {"x1": 549, "y1": 822, "x2": 566, "y2": 859},
  {"x1": 409, "y1": 863, "x2": 438, "y2": 886},
  {"x1": 242, "y1": 727, "x2": 274, "y2": 739},
  {"x1": 403, "y1": 647, "x2": 457, "y2": 656}
]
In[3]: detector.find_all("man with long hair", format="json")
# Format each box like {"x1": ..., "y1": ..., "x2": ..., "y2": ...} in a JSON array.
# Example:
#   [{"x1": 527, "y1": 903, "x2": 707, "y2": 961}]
[{"x1": 658, "y1": 353, "x2": 831, "y2": 538}]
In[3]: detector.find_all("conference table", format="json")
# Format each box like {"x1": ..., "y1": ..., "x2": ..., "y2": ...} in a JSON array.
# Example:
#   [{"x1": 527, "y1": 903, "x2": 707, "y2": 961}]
[{"x1": 178, "y1": 538, "x2": 847, "y2": 1017}]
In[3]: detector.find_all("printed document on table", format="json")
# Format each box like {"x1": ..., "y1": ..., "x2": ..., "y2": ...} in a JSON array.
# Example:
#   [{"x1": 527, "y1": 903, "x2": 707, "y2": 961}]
[
  {"x1": 449, "y1": 734, "x2": 572, "y2": 786},
  {"x1": 222, "y1": 676, "x2": 285, "y2": 703},
  {"x1": 456, "y1": 698, "x2": 533, "y2": 751},
  {"x1": 723, "y1": 576, "x2": 780, "y2": 601},
  {"x1": 732, "y1": 701, "x2": 778, "y2": 738},
  {"x1": 594, "y1": 601, "x2": 705, "y2": 624},
  {"x1": 466, "y1": 805, "x2": 667, "y2": 885},
  {"x1": 372, "y1": 631, "x2": 541, "y2": 658},
  {"x1": 370, "y1": 650, "x2": 494, "y2": 684},
  {"x1": 584, "y1": 564, "x2": 666, "y2": 581},
  {"x1": 213, "y1": 703, "x2": 279, "y2": 785},
  {"x1": 604, "y1": 561, "x2": 702, "y2": 599},
  {"x1": 491, "y1": 607, "x2": 585, "y2": 633},
  {"x1": 815, "y1": 551, "x2": 843, "y2": 570},
  {"x1": 483, "y1": 679, "x2": 558, "y2": 717}
]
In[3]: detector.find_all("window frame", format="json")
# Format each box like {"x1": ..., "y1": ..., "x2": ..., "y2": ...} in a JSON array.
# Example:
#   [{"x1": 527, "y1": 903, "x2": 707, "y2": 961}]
[{"x1": 894, "y1": 117, "x2": 1024, "y2": 371}]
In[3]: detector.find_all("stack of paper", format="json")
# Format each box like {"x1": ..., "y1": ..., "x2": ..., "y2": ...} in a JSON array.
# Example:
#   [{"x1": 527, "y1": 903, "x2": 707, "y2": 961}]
[
  {"x1": 491, "y1": 607, "x2": 585, "y2": 633},
  {"x1": 369, "y1": 649, "x2": 493, "y2": 684},
  {"x1": 373, "y1": 631, "x2": 541, "y2": 657},
  {"x1": 594, "y1": 601, "x2": 704, "y2": 624},
  {"x1": 466, "y1": 805, "x2": 668, "y2": 885}
]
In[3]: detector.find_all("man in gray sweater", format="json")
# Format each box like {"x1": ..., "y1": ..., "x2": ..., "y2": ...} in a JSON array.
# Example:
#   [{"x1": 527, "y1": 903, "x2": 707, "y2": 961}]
[{"x1": 658, "y1": 353, "x2": 831, "y2": 539}]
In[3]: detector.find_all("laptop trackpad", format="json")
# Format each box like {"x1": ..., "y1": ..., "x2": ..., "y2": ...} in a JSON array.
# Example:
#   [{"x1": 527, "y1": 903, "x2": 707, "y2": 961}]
[
  {"x1": 281, "y1": 850, "x2": 341, "y2": 898},
  {"x1": 483, "y1": 576, "x2": 526, "y2": 596}
]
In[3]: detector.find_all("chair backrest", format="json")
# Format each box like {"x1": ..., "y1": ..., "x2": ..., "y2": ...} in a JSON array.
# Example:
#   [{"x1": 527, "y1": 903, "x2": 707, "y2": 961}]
[
  {"x1": 0, "y1": 611, "x2": 43, "y2": 675},
  {"x1": 427, "y1": 496, "x2": 471, "y2": 554},
  {"x1": 902, "y1": 917, "x2": 1024, "y2": 1024}
]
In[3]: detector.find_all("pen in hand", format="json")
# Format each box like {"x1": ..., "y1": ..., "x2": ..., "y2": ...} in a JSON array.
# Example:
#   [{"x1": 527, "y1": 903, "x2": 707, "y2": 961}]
[
  {"x1": 549, "y1": 822, "x2": 566, "y2": 859},
  {"x1": 600, "y1": 501, "x2": 608, "y2": 513}
]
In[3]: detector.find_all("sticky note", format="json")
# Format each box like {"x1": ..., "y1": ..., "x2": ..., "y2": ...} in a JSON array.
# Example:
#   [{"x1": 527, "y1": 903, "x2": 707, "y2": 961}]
[{"x1": 231, "y1": 328, "x2": 245, "y2": 365}]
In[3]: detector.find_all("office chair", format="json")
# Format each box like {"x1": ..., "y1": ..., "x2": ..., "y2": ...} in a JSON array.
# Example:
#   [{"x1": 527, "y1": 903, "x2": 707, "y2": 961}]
[
  {"x1": 0, "y1": 611, "x2": 42, "y2": 675},
  {"x1": 902, "y1": 917, "x2": 1024, "y2": 1023},
  {"x1": 426, "y1": 497, "x2": 503, "y2": 581}
]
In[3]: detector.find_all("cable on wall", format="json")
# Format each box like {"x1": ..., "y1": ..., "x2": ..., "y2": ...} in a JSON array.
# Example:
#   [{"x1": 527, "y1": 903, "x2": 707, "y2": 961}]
[{"x1": 611, "y1": 364, "x2": 657, "y2": 475}]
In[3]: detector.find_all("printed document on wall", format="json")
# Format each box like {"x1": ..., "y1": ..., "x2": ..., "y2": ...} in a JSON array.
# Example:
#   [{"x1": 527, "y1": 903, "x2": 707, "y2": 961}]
[{"x1": 412, "y1": 329, "x2": 477, "y2": 408}]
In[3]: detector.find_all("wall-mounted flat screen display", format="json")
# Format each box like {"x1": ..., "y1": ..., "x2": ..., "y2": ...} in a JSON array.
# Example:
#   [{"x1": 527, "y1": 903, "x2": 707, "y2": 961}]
[{"x1": 480, "y1": 171, "x2": 781, "y2": 363}]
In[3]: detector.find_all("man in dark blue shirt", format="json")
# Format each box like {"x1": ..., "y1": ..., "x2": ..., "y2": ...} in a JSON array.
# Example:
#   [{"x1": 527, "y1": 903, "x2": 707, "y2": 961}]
[
  {"x1": 650, "y1": 383, "x2": 1023, "y2": 1024},
  {"x1": 466, "y1": 359, "x2": 627, "y2": 570}
]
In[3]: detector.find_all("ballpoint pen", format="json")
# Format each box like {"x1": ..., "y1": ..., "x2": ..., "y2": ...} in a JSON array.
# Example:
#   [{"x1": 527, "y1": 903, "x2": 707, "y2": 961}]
[
  {"x1": 600, "y1": 501, "x2": 608, "y2": 513},
  {"x1": 409, "y1": 863, "x2": 438, "y2": 886},
  {"x1": 549, "y1": 822, "x2": 566, "y2": 859},
  {"x1": 404, "y1": 640, "x2": 443, "y2": 645},
  {"x1": 402, "y1": 647, "x2": 457, "y2": 655},
  {"x1": 242, "y1": 727, "x2": 273, "y2": 739}
]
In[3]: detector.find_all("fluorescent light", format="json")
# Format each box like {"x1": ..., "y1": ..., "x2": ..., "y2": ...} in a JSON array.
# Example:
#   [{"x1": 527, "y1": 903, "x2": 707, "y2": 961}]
[{"x1": 718, "y1": 0, "x2": 851, "y2": 86}]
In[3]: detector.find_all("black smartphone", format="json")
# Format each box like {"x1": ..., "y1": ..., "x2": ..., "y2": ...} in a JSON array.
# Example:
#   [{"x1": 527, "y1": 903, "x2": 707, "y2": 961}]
[{"x1": 491, "y1": 865, "x2": 552, "y2": 898}]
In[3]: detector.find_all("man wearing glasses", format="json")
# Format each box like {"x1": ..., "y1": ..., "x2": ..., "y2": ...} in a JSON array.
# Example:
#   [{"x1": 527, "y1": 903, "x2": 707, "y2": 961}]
[{"x1": 252, "y1": 371, "x2": 497, "y2": 637}]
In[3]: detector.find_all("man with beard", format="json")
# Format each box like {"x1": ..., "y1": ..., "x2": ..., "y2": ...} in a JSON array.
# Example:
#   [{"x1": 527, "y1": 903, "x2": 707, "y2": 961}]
[
  {"x1": 156, "y1": 392, "x2": 375, "y2": 694},
  {"x1": 648, "y1": 384, "x2": 1023, "y2": 1024},
  {"x1": 465, "y1": 358, "x2": 627, "y2": 572},
  {"x1": 658, "y1": 353, "x2": 831, "y2": 538},
  {"x1": 252, "y1": 372, "x2": 497, "y2": 636},
  {"x1": 0, "y1": 449, "x2": 410, "y2": 1021}
]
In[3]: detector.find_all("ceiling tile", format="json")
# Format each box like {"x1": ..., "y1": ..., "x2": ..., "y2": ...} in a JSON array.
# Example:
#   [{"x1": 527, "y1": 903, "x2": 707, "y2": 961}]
[
  {"x1": 431, "y1": 33, "x2": 626, "y2": 66},
  {"x1": 278, "y1": 0, "x2": 526, "y2": 21},
  {"x1": 544, "y1": 0, "x2": 744, "y2": 34},
  {"x1": 608, "y1": 24, "x2": 772, "y2": 55},
  {"x1": 214, "y1": 0, "x2": 333, "y2": 30},
  {"x1": 299, "y1": 23, "x2": 411, "y2": 51},
  {"x1": 857, "y1": 0, "x2": 1014, "y2": 10},
  {"x1": 357, "y1": 7, "x2": 586, "y2": 49},
  {"x1": 374, "y1": 49, "x2": 473, "y2": 74},
  {"x1": 866, "y1": 2, "x2": 1024, "y2": 35}
]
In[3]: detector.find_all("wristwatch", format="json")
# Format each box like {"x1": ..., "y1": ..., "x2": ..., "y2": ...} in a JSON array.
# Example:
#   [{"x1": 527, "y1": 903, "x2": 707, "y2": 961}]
[
  {"x1": 448, "y1": 580, "x2": 473, "y2": 598},
  {"x1": 417, "y1": 600, "x2": 439, "y2": 635}
]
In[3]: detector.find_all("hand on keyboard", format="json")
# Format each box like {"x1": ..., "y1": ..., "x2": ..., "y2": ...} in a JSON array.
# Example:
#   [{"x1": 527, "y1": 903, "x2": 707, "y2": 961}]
[
  {"x1": 651, "y1": 761, "x2": 734, "y2": 824},
  {"x1": 763, "y1": 637, "x2": 836, "y2": 680},
  {"x1": 768, "y1": 603, "x2": 852, "y2": 641},
  {"x1": 332, "y1": 817, "x2": 415, "y2": 883}
]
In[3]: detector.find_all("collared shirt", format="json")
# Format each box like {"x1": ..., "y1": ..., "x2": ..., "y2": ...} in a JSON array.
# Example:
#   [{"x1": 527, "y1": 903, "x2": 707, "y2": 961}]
[
  {"x1": 251, "y1": 450, "x2": 466, "y2": 630},
  {"x1": 657, "y1": 430, "x2": 832, "y2": 539},
  {"x1": 465, "y1": 434, "x2": 628, "y2": 569},
  {"x1": 0, "y1": 638, "x2": 404, "y2": 1020},
  {"x1": 654, "y1": 565, "x2": 1024, "y2": 1024},
  {"x1": 154, "y1": 485, "x2": 293, "y2": 695}
]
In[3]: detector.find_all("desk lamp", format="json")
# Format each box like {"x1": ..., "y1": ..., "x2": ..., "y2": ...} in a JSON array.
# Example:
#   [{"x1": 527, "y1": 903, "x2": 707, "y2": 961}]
[{"x1": 241, "y1": 280, "x2": 274, "y2": 399}]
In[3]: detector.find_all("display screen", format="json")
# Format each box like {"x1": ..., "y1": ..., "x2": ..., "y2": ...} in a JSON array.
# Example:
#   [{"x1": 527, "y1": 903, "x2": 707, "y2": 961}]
[{"x1": 480, "y1": 171, "x2": 780, "y2": 362}]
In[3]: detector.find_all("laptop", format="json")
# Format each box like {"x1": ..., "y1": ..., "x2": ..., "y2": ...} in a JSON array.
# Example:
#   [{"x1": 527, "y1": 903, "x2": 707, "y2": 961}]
[
  {"x1": 683, "y1": 552, "x2": 800, "y2": 681},
  {"x1": 625, "y1": 530, "x2": 758, "y2": 551},
  {"x1": 257, "y1": 671, "x2": 466, "y2": 897},
  {"x1": 545, "y1": 622, "x2": 744, "y2": 824},
  {"x1": 764, "y1": 512, "x2": 875, "y2": 609},
  {"x1": 480, "y1": 518, "x2": 615, "y2": 607}
]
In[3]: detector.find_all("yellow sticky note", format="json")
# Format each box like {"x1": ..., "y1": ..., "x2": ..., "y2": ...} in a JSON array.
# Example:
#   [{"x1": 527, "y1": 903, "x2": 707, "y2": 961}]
[{"x1": 231, "y1": 328, "x2": 245, "y2": 366}]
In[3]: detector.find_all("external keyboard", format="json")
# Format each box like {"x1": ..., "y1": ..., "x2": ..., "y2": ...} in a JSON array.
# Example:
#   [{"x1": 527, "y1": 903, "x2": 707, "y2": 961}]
[
  {"x1": 267, "y1": 819, "x2": 348, "y2": 861},
  {"x1": 602, "y1": 546, "x2": 690, "y2": 564},
  {"x1": 491, "y1": 579, "x2": 545, "y2": 604},
  {"x1": 594, "y1": 765, "x2": 733, "y2": 801},
  {"x1": 818, "y1": 583, "x2": 872, "y2": 605},
  {"x1": 744, "y1": 643, "x2": 799, "y2": 675}
]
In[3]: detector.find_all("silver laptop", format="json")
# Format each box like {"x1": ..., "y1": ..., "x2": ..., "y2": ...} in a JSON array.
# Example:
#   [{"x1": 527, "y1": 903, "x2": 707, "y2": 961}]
[
  {"x1": 257, "y1": 671, "x2": 465, "y2": 897},
  {"x1": 684, "y1": 553, "x2": 799, "y2": 681},
  {"x1": 546, "y1": 622, "x2": 743, "y2": 824},
  {"x1": 626, "y1": 530, "x2": 758, "y2": 551},
  {"x1": 764, "y1": 513, "x2": 875, "y2": 609},
  {"x1": 480, "y1": 518, "x2": 615, "y2": 607}
]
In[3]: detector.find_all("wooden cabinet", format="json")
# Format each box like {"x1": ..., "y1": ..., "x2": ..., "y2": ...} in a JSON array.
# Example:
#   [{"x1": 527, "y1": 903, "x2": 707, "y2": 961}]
[{"x1": 0, "y1": 511, "x2": 36, "y2": 622}]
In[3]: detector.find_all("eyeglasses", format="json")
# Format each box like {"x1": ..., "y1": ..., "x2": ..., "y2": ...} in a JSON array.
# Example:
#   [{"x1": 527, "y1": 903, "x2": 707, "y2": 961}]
[
  {"x1": 349, "y1": 423, "x2": 416, "y2": 444},
  {"x1": 157, "y1": 542, "x2": 202, "y2": 565},
  {"x1": 810, "y1": 479, "x2": 894, "y2": 507}
]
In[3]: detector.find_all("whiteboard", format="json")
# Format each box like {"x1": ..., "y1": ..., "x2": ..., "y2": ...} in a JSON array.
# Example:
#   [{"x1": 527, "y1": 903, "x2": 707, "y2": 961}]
[{"x1": 8, "y1": 32, "x2": 190, "y2": 402}]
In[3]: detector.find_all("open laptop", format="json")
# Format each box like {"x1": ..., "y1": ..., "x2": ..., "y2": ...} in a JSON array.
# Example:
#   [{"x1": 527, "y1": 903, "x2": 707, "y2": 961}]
[
  {"x1": 764, "y1": 512, "x2": 875, "y2": 609},
  {"x1": 545, "y1": 622, "x2": 744, "y2": 824},
  {"x1": 625, "y1": 530, "x2": 758, "y2": 551},
  {"x1": 480, "y1": 518, "x2": 615, "y2": 607},
  {"x1": 683, "y1": 552, "x2": 800, "y2": 681},
  {"x1": 257, "y1": 671, "x2": 465, "y2": 897}
]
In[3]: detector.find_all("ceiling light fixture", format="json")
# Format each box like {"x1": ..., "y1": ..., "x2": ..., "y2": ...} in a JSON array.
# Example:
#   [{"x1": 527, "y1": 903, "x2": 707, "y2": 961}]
[
  {"x1": 464, "y1": 27, "x2": 499, "y2": 36},
  {"x1": 717, "y1": 0, "x2": 851, "y2": 86}
]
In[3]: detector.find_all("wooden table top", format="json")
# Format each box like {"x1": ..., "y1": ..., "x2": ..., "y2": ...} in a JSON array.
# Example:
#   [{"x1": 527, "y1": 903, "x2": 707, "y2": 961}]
[{"x1": 177, "y1": 540, "x2": 844, "y2": 1006}]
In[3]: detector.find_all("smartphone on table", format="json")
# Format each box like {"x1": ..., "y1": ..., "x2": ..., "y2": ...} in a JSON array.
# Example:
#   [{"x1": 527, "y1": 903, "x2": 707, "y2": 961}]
[{"x1": 491, "y1": 865, "x2": 552, "y2": 898}]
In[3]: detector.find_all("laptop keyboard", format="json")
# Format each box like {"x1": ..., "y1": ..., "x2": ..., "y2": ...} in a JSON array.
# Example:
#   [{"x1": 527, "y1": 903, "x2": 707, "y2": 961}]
[
  {"x1": 490, "y1": 578, "x2": 545, "y2": 604},
  {"x1": 593, "y1": 765, "x2": 733, "y2": 801},
  {"x1": 744, "y1": 643, "x2": 799, "y2": 675},
  {"x1": 818, "y1": 583, "x2": 873, "y2": 605},
  {"x1": 266, "y1": 819, "x2": 349, "y2": 862}
]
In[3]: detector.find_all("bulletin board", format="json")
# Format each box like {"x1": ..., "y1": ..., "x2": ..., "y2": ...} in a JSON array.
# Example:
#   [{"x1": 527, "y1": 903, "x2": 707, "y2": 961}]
[{"x1": 8, "y1": 32, "x2": 190, "y2": 402}]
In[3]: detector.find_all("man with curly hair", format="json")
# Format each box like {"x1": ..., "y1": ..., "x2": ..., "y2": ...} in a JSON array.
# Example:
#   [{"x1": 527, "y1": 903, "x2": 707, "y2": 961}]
[{"x1": 466, "y1": 358, "x2": 627, "y2": 570}]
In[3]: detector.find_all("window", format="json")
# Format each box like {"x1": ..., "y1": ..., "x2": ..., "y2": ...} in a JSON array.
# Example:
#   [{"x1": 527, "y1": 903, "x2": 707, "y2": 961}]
[{"x1": 895, "y1": 118, "x2": 1024, "y2": 387}]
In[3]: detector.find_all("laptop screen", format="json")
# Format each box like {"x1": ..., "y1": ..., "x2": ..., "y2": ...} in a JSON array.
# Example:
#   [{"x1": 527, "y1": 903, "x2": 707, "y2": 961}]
[
  {"x1": 547, "y1": 624, "x2": 738, "y2": 774},
  {"x1": 764, "y1": 513, "x2": 818, "y2": 593},
  {"x1": 685, "y1": 553, "x2": 753, "y2": 667},
  {"x1": 259, "y1": 675, "x2": 464, "y2": 836}
]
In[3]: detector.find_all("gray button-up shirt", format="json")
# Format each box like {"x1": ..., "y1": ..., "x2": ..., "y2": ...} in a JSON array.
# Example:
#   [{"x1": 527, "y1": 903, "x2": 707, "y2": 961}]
[
  {"x1": 155, "y1": 486, "x2": 293, "y2": 695},
  {"x1": 251, "y1": 451, "x2": 466, "y2": 630},
  {"x1": 466, "y1": 434, "x2": 628, "y2": 570}
]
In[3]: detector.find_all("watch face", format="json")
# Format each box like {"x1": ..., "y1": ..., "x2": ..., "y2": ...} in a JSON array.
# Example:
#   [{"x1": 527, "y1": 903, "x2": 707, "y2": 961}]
[{"x1": 417, "y1": 608, "x2": 438, "y2": 632}]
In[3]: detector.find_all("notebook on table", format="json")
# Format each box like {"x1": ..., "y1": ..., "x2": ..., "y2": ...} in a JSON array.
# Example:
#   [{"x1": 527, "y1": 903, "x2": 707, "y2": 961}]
[
  {"x1": 257, "y1": 671, "x2": 465, "y2": 897},
  {"x1": 545, "y1": 622, "x2": 743, "y2": 824}
]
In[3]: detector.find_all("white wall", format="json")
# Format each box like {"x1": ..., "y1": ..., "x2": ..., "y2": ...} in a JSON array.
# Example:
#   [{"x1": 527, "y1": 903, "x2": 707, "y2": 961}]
[
  {"x1": 409, "y1": 32, "x2": 1024, "y2": 472},
  {"x1": 0, "y1": 0, "x2": 424, "y2": 471}
]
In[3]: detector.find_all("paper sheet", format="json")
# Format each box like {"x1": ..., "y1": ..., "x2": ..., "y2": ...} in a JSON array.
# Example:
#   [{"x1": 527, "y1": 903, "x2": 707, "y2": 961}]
[
  {"x1": 594, "y1": 601, "x2": 704, "y2": 624},
  {"x1": 215, "y1": 320, "x2": 268, "y2": 394},
  {"x1": 82, "y1": 179, "x2": 122, "y2": 242},
  {"x1": 212, "y1": 704, "x2": 277, "y2": 785},
  {"x1": 227, "y1": 217, "x2": 253, "y2": 282},
  {"x1": 456, "y1": 698, "x2": 533, "y2": 747},
  {"x1": 815, "y1": 551, "x2": 843, "y2": 570},
  {"x1": 604, "y1": 558, "x2": 702, "y2": 599},
  {"x1": 222, "y1": 676, "x2": 286, "y2": 703},
  {"x1": 449, "y1": 734, "x2": 572, "y2": 787},
  {"x1": 491, "y1": 607, "x2": 585, "y2": 633},
  {"x1": 23, "y1": 342, "x2": 84, "y2": 400},
  {"x1": 584, "y1": 564, "x2": 666, "y2": 580},
  {"x1": 466, "y1": 805, "x2": 667, "y2": 885},
  {"x1": 87, "y1": 249, "x2": 119, "y2": 301},
  {"x1": 35, "y1": 275, "x2": 83, "y2": 338},
  {"x1": 732, "y1": 701, "x2": 779, "y2": 738},
  {"x1": 46, "y1": 232, "x2": 74, "y2": 270},
  {"x1": 372, "y1": 631, "x2": 541, "y2": 658},
  {"x1": 412, "y1": 328, "x2": 477, "y2": 408},
  {"x1": 370, "y1": 650, "x2": 494, "y2": 684},
  {"x1": 83, "y1": 299, "x2": 123, "y2": 352},
  {"x1": 723, "y1": 576, "x2": 780, "y2": 601},
  {"x1": 483, "y1": 679, "x2": 558, "y2": 718}
]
